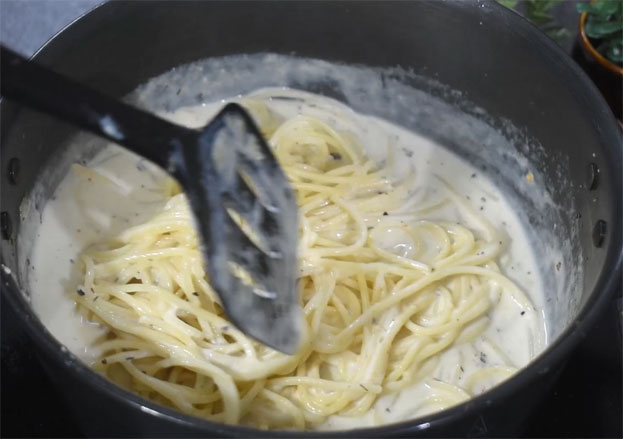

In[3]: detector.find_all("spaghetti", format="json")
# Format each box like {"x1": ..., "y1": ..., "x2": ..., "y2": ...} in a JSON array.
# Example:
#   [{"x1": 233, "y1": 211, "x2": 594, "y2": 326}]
[{"x1": 74, "y1": 97, "x2": 534, "y2": 430}]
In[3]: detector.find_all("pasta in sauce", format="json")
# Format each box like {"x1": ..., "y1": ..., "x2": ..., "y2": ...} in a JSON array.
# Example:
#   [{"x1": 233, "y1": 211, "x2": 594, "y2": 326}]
[{"x1": 31, "y1": 89, "x2": 546, "y2": 430}]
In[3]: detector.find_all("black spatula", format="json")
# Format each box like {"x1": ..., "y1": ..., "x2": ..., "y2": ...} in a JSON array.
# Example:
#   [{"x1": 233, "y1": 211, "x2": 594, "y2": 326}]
[{"x1": 0, "y1": 46, "x2": 301, "y2": 354}]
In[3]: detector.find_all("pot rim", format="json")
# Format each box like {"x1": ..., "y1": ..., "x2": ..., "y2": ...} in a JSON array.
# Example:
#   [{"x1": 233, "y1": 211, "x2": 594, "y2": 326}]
[
  {"x1": 2, "y1": 0, "x2": 622, "y2": 436},
  {"x1": 578, "y1": 11, "x2": 623, "y2": 76}
]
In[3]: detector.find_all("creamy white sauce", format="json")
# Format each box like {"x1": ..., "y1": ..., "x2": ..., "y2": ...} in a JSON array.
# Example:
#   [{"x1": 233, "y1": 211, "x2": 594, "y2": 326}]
[{"x1": 28, "y1": 88, "x2": 546, "y2": 429}]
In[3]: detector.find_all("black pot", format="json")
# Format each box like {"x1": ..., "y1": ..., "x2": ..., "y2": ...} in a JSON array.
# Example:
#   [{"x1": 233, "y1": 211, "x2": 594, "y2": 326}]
[{"x1": 1, "y1": 1, "x2": 621, "y2": 437}]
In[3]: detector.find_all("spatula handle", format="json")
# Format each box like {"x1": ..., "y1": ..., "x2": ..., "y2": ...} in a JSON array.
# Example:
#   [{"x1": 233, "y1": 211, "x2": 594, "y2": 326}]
[{"x1": 0, "y1": 45, "x2": 194, "y2": 171}]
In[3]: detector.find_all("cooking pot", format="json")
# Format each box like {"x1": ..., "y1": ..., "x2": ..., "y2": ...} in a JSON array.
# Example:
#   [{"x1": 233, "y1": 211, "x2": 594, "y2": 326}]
[{"x1": 1, "y1": 1, "x2": 621, "y2": 437}]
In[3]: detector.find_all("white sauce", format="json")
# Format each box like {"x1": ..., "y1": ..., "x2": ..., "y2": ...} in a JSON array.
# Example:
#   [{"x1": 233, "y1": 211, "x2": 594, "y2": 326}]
[{"x1": 28, "y1": 88, "x2": 546, "y2": 429}]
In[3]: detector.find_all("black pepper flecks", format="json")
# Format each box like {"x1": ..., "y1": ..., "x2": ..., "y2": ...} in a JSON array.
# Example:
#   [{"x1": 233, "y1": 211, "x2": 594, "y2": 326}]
[
  {"x1": 329, "y1": 152, "x2": 342, "y2": 160},
  {"x1": 479, "y1": 352, "x2": 487, "y2": 364},
  {"x1": 521, "y1": 311, "x2": 526, "y2": 316},
  {"x1": 77, "y1": 288, "x2": 85, "y2": 296},
  {"x1": 101, "y1": 359, "x2": 107, "y2": 364},
  {"x1": 360, "y1": 384, "x2": 369, "y2": 391},
  {"x1": 556, "y1": 261, "x2": 562, "y2": 271},
  {"x1": 383, "y1": 212, "x2": 388, "y2": 216},
  {"x1": 192, "y1": 292, "x2": 199, "y2": 296},
  {"x1": 471, "y1": 173, "x2": 477, "y2": 178}
]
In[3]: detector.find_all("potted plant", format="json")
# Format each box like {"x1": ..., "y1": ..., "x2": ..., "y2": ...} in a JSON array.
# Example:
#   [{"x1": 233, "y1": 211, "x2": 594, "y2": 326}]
[
  {"x1": 574, "y1": 0, "x2": 622, "y2": 120},
  {"x1": 577, "y1": 0, "x2": 623, "y2": 75}
]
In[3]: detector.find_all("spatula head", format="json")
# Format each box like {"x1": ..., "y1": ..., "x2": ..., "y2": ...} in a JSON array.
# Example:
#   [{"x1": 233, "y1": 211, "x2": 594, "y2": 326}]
[{"x1": 171, "y1": 103, "x2": 301, "y2": 354}]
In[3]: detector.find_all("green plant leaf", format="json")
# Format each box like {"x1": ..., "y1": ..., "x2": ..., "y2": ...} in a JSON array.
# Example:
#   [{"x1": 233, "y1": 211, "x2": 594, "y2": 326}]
[
  {"x1": 525, "y1": 0, "x2": 562, "y2": 25},
  {"x1": 586, "y1": 18, "x2": 623, "y2": 37},
  {"x1": 576, "y1": 3, "x2": 592, "y2": 13},
  {"x1": 547, "y1": 27, "x2": 571, "y2": 41},
  {"x1": 526, "y1": 9, "x2": 554, "y2": 25},
  {"x1": 528, "y1": 0, "x2": 562, "y2": 12},
  {"x1": 577, "y1": 0, "x2": 621, "y2": 17},
  {"x1": 530, "y1": 9, "x2": 554, "y2": 18},
  {"x1": 520, "y1": 0, "x2": 571, "y2": 39},
  {"x1": 497, "y1": 0, "x2": 519, "y2": 8}
]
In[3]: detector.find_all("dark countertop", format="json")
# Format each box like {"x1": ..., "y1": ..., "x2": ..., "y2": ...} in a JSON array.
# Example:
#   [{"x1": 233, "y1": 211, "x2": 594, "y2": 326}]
[{"x1": 1, "y1": 1, "x2": 621, "y2": 438}]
